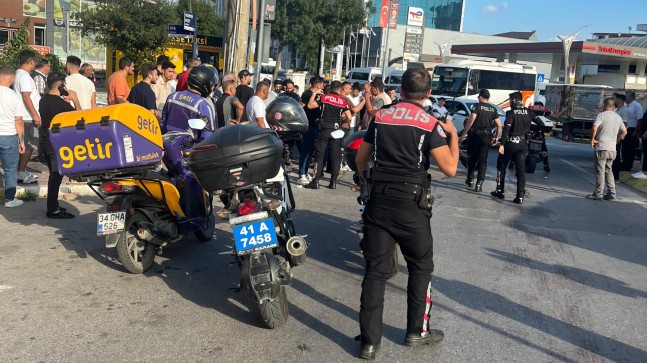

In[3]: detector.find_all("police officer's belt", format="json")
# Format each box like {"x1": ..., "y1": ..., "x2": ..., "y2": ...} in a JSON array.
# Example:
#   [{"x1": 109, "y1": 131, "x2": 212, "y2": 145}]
[
  {"x1": 371, "y1": 182, "x2": 422, "y2": 200},
  {"x1": 472, "y1": 129, "x2": 491, "y2": 134},
  {"x1": 508, "y1": 136, "x2": 522, "y2": 143},
  {"x1": 320, "y1": 120, "x2": 340, "y2": 129}
]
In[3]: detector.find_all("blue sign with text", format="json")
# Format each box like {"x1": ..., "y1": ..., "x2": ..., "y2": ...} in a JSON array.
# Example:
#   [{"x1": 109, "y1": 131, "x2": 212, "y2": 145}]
[
  {"x1": 168, "y1": 24, "x2": 192, "y2": 35},
  {"x1": 184, "y1": 12, "x2": 195, "y2": 32}
]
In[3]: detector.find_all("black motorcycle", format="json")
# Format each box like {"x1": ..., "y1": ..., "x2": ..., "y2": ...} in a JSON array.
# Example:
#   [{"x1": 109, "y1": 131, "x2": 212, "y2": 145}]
[{"x1": 188, "y1": 99, "x2": 309, "y2": 329}]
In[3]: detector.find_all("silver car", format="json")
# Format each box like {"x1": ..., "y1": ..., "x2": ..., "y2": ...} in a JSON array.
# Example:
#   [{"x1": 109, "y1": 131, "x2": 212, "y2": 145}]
[{"x1": 442, "y1": 99, "x2": 506, "y2": 134}]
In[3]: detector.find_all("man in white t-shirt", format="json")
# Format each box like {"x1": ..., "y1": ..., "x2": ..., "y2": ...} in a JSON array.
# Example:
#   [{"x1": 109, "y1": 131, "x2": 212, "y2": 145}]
[
  {"x1": 13, "y1": 50, "x2": 40, "y2": 184},
  {"x1": 0, "y1": 66, "x2": 27, "y2": 207},
  {"x1": 246, "y1": 82, "x2": 269, "y2": 128},
  {"x1": 432, "y1": 97, "x2": 448, "y2": 119},
  {"x1": 346, "y1": 82, "x2": 366, "y2": 132},
  {"x1": 65, "y1": 55, "x2": 96, "y2": 110}
]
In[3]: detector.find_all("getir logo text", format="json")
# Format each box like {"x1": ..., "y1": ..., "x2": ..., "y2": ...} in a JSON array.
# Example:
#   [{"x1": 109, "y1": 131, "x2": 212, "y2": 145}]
[{"x1": 59, "y1": 138, "x2": 113, "y2": 169}]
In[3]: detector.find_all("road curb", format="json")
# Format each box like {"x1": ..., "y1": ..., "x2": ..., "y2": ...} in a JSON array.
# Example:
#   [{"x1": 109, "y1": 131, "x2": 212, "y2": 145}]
[
  {"x1": 0, "y1": 183, "x2": 96, "y2": 199},
  {"x1": 620, "y1": 171, "x2": 647, "y2": 195}
]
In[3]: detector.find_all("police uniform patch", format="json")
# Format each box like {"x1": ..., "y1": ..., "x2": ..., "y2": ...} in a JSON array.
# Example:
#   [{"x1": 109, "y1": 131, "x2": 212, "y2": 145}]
[{"x1": 437, "y1": 125, "x2": 447, "y2": 138}]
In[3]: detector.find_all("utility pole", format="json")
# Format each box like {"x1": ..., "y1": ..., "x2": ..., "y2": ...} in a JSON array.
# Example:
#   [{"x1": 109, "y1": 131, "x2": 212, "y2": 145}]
[
  {"x1": 254, "y1": 0, "x2": 266, "y2": 84},
  {"x1": 232, "y1": 0, "x2": 251, "y2": 74}
]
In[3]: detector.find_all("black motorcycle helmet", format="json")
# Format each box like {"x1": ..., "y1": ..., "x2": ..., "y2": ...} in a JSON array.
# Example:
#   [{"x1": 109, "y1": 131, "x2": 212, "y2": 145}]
[
  {"x1": 187, "y1": 65, "x2": 215, "y2": 97},
  {"x1": 265, "y1": 97, "x2": 308, "y2": 139}
]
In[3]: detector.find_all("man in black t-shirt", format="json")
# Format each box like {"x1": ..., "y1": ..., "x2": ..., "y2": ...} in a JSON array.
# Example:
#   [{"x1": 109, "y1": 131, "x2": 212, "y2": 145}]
[
  {"x1": 39, "y1": 73, "x2": 81, "y2": 219},
  {"x1": 459, "y1": 89, "x2": 501, "y2": 192},
  {"x1": 304, "y1": 80, "x2": 352, "y2": 189},
  {"x1": 280, "y1": 79, "x2": 301, "y2": 103},
  {"x1": 354, "y1": 69, "x2": 459, "y2": 360},
  {"x1": 127, "y1": 64, "x2": 158, "y2": 118},
  {"x1": 235, "y1": 70, "x2": 254, "y2": 121},
  {"x1": 297, "y1": 76, "x2": 324, "y2": 184}
]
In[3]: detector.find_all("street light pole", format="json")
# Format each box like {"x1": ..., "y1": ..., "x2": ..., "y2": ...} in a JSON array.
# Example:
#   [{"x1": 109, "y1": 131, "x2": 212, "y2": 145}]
[
  {"x1": 558, "y1": 24, "x2": 590, "y2": 84},
  {"x1": 434, "y1": 36, "x2": 459, "y2": 63}
]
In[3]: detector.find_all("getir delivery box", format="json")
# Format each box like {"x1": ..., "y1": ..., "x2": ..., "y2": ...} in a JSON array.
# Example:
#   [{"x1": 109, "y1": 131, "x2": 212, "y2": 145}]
[{"x1": 49, "y1": 104, "x2": 163, "y2": 177}]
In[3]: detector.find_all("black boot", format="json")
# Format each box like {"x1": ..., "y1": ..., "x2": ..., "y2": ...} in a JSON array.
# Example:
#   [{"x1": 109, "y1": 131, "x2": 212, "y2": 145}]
[
  {"x1": 491, "y1": 170, "x2": 505, "y2": 199},
  {"x1": 490, "y1": 189, "x2": 505, "y2": 199},
  {"x1": 474, "y1": 181, "x2": 483, "y2": 192},
  {"x1": 465, "y1": 177, "x2": 474, "y2": 188},
  {"x1": 328, "y1": 179, "x2": 337, "y2": 189},
  {"x1": 360, "y1": 344, "x2": 380, "y2": 360},
  {"x1": 304, "y1": 179, "x2": 320, "y2": 189},
  {"x1": 405, "y1": 329, "x2": 444, "y2": 346},
  {"x1": 513, "y1": 191, "x2": 525, "y2": 204}
]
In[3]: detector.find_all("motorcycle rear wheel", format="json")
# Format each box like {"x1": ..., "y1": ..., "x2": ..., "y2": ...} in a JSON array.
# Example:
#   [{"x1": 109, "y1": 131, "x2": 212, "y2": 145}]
[
  {"x1": 257, "y1": 286, "x2": 289, "y2": 329},
  {"x1": 525, "y1": 153, "x2": 538, "y2": 174},
  {"x1": 195, "y1": 210, "x2": 216, "y2": 242},
  {"x1": 116, "y1": 212, "x2": 156, "y2": 274}
]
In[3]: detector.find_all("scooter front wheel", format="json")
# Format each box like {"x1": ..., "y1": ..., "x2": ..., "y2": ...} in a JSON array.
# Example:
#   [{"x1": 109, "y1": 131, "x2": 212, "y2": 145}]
[{"x1": 116, "y1": 212, "x2": 157, "y2": 274}]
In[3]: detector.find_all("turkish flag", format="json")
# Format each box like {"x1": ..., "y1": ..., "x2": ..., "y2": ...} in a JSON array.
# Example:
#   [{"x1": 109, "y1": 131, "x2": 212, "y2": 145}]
[{"x1": 379, "y1": 0, "x2": 389, "y2": 28}]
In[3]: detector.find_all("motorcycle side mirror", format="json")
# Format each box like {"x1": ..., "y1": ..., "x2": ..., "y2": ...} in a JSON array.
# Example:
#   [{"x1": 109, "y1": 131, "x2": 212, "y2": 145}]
[{"x1": 188, "y1": 118, "x2": 207, "y2": 130}]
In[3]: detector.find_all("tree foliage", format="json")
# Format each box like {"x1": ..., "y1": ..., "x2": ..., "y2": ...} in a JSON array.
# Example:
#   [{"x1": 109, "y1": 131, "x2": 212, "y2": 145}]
[
  {"x1": 0, "y1": 18, "x2": 64, "y2": 73},
  {"x1": 77, "y1": 0, "x2": 176, "y2": 70},
  {"x1": 272, "y1": 0, "x2": 373, "y2": 73},
  {"x1": 174, "y1": 0, "x2": 224, "y2": 37}
]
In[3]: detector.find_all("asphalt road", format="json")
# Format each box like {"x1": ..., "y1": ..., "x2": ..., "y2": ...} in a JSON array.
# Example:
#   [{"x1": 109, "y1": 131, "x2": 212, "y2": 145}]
[{"x1": 1, "y1": 138, "x2": 646, "y2": 362}]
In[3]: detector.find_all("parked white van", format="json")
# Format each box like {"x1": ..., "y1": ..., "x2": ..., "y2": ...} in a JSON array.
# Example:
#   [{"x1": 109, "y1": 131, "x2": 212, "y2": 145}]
[
  {"x1": 346, "y1": 67, "x2": 382, "y2": 84},
  {"x1": 384, "y1": 69, "x2": 404, "y2": 97}
]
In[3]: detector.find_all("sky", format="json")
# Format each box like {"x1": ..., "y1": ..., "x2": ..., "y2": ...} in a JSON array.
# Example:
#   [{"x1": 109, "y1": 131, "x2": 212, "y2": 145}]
[{"x1": 461, "y1": 0, "x2": 647, "y2": 41}]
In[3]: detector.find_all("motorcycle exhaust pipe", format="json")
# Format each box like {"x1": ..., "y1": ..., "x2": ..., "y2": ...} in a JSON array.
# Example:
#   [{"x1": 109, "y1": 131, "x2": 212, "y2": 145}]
[{"x1": 286, "y1": 235, "x2": 307, "y2": 266}]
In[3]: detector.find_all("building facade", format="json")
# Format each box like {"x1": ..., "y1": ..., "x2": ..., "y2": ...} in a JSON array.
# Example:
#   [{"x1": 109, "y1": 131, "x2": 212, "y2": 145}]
[
  {"x1": 0, "y1": 1, "x2": 48, "y2": 55},
  {"x1": 368, "y1": 0, "x2": 465, "y2": 32}
]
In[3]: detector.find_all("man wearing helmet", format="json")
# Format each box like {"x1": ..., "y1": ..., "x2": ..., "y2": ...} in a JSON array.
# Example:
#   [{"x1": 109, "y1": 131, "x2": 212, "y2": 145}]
[{"x1": 161, "y1": 65, "x2": 216, "y2": 137}]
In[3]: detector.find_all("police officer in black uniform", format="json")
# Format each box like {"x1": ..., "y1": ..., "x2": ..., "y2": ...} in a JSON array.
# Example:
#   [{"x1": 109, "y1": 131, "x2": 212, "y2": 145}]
[
  {"x1": 491, "y1": 92, "x2": 544, "y2": 204},
  {"x1": 355, "y1": 69, "x2": 459, "y2": 360},
  {"x1": 459, "y1": 89, "x2": 502, "y2": 192},
  {"x1": 305, "y1": 80, "x2": 353, "y2": 190}
]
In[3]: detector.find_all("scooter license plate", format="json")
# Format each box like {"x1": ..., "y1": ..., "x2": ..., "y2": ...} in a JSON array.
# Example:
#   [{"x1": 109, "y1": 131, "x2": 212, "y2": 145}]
[
  {"x1": 232, "y1": 218, "x2": 278, "y2": 255},
  {"x1": 97, "y1": 212, "x2": 126, "y2": 236},
  {"x1": 529, "y1": 141, "x2": 543, "y2": 151}
]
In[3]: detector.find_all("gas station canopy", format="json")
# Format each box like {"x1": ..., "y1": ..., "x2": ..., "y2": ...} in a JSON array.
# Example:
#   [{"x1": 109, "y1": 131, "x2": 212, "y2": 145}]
[{"x1": 451, "y1": 37, "x2": 647, "y2": 64}]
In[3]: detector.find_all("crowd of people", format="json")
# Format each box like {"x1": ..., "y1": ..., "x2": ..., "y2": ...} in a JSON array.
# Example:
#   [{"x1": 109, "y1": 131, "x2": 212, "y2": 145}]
[{"x1": 0, "y1": 49, "x2": 97, "y2": 215}]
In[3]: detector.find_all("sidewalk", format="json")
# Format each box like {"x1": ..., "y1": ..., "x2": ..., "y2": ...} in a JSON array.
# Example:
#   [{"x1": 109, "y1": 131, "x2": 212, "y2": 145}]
[{"x1": 620, "y1": 171, "x2": 647, "y2": 195}]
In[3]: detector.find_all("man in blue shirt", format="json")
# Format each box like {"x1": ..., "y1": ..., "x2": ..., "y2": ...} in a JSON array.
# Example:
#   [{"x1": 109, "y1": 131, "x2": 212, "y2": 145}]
[{"x1": 161, "y1": 65, "x2": 216, "y2": 136}]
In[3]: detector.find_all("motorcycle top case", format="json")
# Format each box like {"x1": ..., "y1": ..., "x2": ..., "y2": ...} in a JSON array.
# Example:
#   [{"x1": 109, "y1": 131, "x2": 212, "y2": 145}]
[
  {"x1": 187, "y1": 124, "x2": 283, "y2": 191},
  {"x1": 49, "y1": 104, "x2": 162, "y2": 177}
]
